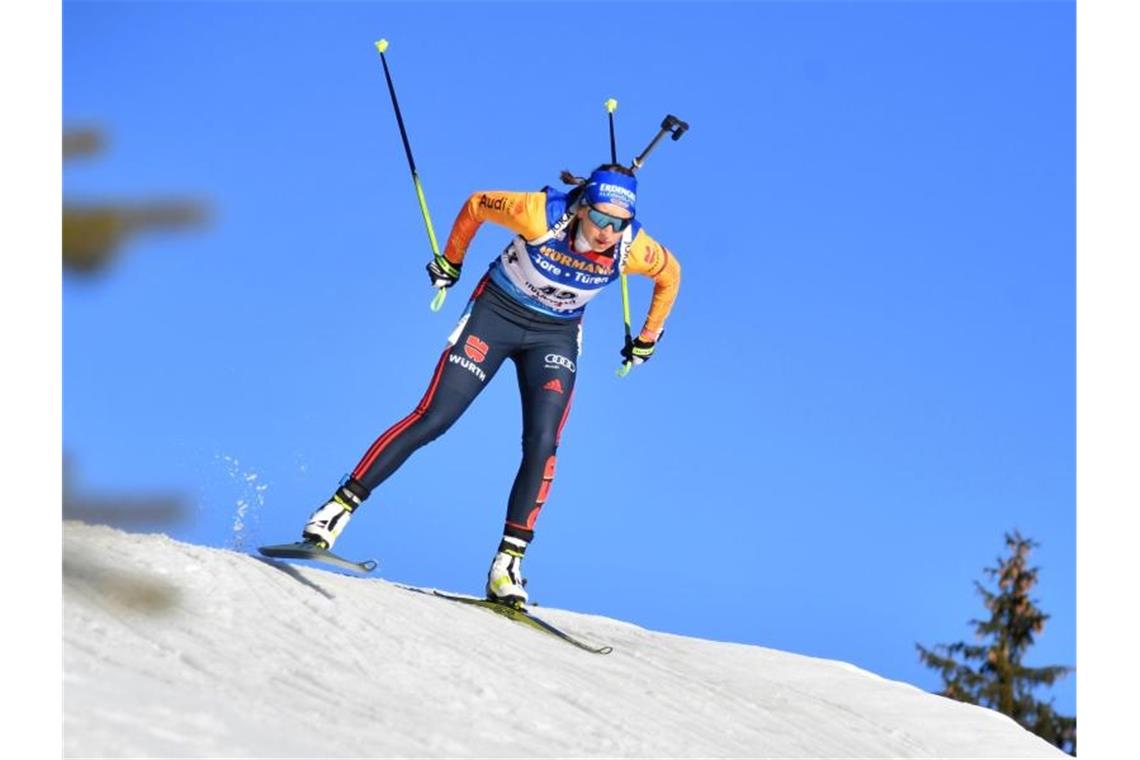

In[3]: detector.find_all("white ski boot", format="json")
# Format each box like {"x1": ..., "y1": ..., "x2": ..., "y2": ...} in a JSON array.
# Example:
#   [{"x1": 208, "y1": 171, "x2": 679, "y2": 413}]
[
  {"x1": 301, "y1": 485, "x2": 362, "y2": 550},
  {"x1": 485, "y1": 536, "x2": 528, "y2": 608}
]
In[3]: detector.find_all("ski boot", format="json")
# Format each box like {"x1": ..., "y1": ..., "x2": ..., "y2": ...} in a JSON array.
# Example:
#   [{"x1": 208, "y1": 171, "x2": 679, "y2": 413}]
[
  {"x1": 301, "y1": 483, "x2": 364, "y2": 550},
  {"x1": 485, "y1": 536, "x2": 529, "y2": 609}
]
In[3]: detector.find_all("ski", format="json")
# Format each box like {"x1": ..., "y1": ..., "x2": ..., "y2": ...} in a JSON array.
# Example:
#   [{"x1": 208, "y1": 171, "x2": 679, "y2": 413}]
[
  {"x1": 405, "y1": 587, "x2": 613, "y2": 655},
  {"x1": 257, "y1": 542, "x2": 378, "y2": 575}
]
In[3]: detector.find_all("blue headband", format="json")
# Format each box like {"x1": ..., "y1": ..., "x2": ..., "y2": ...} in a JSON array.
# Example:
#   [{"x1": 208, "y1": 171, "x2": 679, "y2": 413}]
[{"x1": 583, "y1": 169, "x2": 637, "y2": 216}]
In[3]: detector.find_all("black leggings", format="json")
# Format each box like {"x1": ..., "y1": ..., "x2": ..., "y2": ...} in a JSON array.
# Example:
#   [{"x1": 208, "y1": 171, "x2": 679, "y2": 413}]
[{"x1": 349, "y1": 280, "x2": 580, "y2": 542}]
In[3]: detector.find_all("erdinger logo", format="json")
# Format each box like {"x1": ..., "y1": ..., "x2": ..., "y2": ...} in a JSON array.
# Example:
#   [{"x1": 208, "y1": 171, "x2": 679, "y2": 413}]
[
  {"x1": 597, "y1": 182, "x2": 636, "y2": 209},
  {"x1": 544, "y1": 353, "x2": 576, "y2": 373},
  {"x1": 465, "y1": 335, "x2": 489, "y2": 363}
]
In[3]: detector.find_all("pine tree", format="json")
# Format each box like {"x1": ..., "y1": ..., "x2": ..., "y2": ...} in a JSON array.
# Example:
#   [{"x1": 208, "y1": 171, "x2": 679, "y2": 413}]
[{"x1": 916, "y1": 531, "x2": 1075, "y2": 755}]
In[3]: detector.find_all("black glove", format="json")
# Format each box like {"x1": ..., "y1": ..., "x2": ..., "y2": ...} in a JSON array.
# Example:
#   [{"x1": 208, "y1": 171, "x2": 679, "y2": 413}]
[
  {"x1": 426, "y1": 255, "x2": 461, "y2": 289},
  {"x1": 620, "y1": 331, "x2": 663, "y2": 366}
]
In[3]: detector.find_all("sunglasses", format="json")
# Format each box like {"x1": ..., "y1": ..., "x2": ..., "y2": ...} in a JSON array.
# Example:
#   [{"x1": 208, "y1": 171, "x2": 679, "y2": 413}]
[{"x1": 586, "y1": 205, "x2": 632, "y2": 233}]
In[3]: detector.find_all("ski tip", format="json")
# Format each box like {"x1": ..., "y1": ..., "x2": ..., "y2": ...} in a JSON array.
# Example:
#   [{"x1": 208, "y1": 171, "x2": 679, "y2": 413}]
[
  {"x1": 374, "y1": 39, "x2": 389, "y2": 54},
  {"x1": 256, "y1": 543, "x2": 378, "y2": 575}
]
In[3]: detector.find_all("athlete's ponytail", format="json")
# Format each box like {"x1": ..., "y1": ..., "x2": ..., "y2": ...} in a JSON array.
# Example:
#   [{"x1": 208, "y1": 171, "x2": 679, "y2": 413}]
[
  {"x1": 559, "y1": 163, "x2": 634, "y2": 188},
  {"x1": 559, "y1": 169, "x2": 586, "y2": 187}
]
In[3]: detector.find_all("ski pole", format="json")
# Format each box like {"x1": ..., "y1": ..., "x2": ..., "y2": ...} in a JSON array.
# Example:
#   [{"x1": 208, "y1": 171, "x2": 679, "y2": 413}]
[
  {"x1": 373, "y1": 39, "x2": 449, "y2": 312},
  {"x1": 605, "y1": 98, "x2": 636, "y2": 379},
  {"x1": 616, "y1": 113, "x2": 689, "y2": 376},
  {"x1": 616, "y1": 272, "x2": 636, "y2": 378}
]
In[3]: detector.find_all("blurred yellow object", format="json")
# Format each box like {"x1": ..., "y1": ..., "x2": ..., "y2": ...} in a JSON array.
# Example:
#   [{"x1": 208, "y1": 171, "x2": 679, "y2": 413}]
[
  {"x1": 63, "y1": 201, "x2": 209, "y2": 275},
  {"x1": 63, "y1": 127, "x2": 106, "y2": 159},
  {"x1": 62, "y1": 127, "x2": 210, "y2": 275}
]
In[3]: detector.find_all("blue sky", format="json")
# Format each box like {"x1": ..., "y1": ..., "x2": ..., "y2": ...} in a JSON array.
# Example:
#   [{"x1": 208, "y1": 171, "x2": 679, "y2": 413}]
[{"x1": 63, "y1": 1, "x2": 1075, "y2": 715}]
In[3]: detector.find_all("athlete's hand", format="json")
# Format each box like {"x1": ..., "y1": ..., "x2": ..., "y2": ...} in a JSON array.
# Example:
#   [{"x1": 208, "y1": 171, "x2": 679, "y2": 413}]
[
  {"x1": 620, "y1": 332, "x2": 662, "y2": 366},
  {"x1": 427, "y1": 256, "x2": 462, "y2": 289}
]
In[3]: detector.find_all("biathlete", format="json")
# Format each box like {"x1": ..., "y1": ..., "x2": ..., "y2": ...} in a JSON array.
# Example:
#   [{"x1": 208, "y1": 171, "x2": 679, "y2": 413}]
[{"x1": 299, "y1": 164, "x2": 681, "y2": 607}]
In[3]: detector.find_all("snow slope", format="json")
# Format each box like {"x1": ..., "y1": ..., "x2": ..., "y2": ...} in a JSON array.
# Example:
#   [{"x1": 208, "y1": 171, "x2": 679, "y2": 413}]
[{"x1": 63, "y1": 522, "x2": 1066, "y2": 758}]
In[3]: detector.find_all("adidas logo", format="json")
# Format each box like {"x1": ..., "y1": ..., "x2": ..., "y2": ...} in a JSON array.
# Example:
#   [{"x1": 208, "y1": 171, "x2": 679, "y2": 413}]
[{"x1": 543, "y1": 378, "x2": 564, "y2": 394}]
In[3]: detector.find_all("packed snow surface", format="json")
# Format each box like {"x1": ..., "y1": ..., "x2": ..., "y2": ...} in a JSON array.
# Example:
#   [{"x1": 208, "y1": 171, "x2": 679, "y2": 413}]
[{"x1": 63, "y1": 522, "x2": 1066, "y2": 758}]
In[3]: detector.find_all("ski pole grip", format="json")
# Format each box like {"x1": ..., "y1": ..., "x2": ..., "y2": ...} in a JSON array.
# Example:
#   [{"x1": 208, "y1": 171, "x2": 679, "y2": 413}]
[{"x1": 375, "y1": 39, "x2": 389, "y2": 54}]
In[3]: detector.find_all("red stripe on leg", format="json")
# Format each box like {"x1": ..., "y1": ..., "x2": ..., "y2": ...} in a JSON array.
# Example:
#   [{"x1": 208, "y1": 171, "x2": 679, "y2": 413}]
[
  {"x1": 469, "y1": 273, "x2": 489, "y2": 301},
  {"x1": 352, "y1": 349, "x2": 450, "y2": 478},
  {"x1": 555, "y1": 390, "x2": 574, "y2": 444},
  {"x1": 415, "y1": 348, "x2": 451, "y2": 411}
]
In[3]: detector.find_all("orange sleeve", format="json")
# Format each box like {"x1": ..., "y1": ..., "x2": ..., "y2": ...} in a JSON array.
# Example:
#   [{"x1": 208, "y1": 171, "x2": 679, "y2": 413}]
[
  {"x1": 623, "y1": 228, "x2": 682, "y2": 339},
  {"x1": 441, "y1": 191, "x2": 549, "y2": 266}
]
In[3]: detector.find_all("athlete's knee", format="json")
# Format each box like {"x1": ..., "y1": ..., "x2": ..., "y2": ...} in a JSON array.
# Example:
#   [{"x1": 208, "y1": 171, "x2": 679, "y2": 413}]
[
  {"x1": 521, "y1": 426, "x2": 559, "y2": 458},
  {"x1": 414, "y1": 405, "x2": 459, "y2": 442}
]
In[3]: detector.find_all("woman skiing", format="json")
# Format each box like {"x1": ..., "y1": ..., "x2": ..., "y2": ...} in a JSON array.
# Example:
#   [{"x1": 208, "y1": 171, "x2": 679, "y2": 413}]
[{"x1": 299, "y1": 163, "x2": 681, "y2": 607}]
